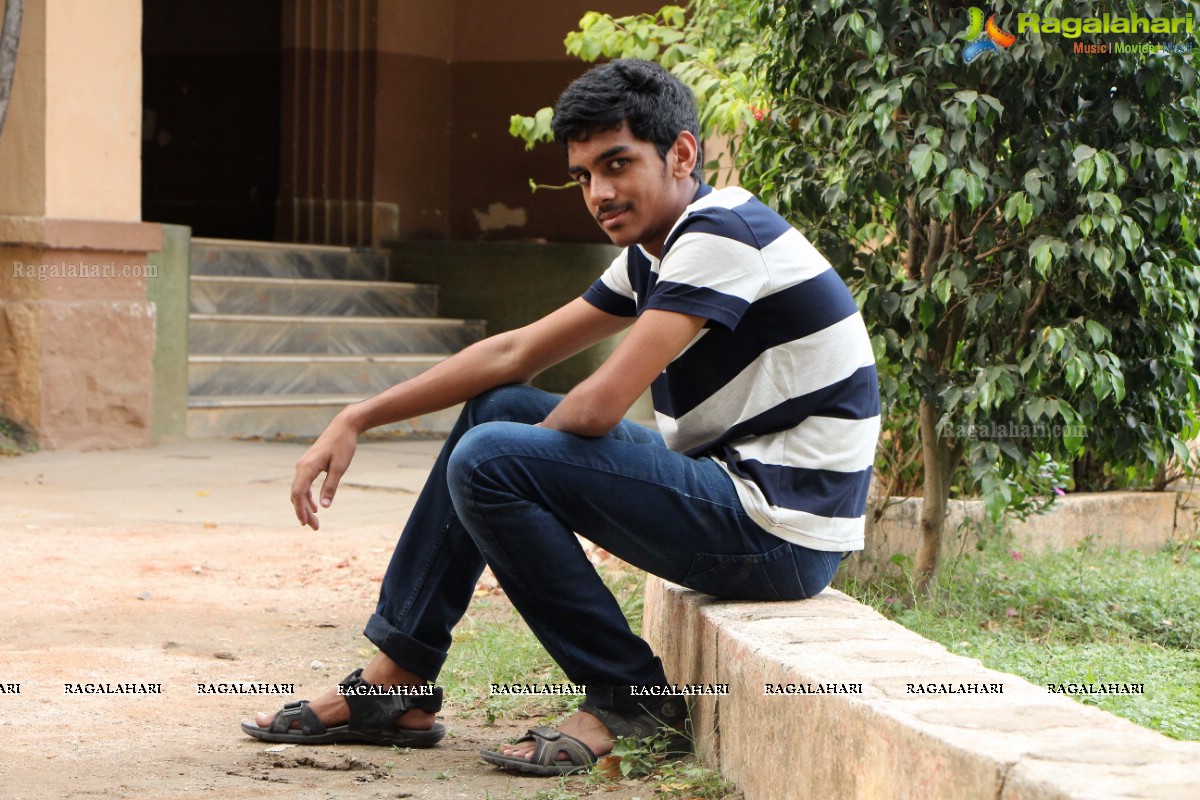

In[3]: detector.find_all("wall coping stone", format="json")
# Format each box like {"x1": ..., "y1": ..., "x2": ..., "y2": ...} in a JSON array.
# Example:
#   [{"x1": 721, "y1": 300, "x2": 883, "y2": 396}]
[
  {"x1": 0, "y1": 216, "x2": 163, "y2": 252},
  {"x1": 643, "y1": 577, "x2": 1200, "y2": 800}
]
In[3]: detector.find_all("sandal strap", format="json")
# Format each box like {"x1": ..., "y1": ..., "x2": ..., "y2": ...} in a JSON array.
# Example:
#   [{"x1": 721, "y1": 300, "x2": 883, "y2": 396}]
[
  {"x1": 580, "y1": 690, "x2": 690, "y2": 745},
  {"x1": 521, "y1": 726, "x2": 597, "y2": 769},
  {"x1": 269, "y1": 700, "x2": 325, "y2": 735},
  {"x1": 338, "y1": 669, "x2": 443, "y2": 737}
]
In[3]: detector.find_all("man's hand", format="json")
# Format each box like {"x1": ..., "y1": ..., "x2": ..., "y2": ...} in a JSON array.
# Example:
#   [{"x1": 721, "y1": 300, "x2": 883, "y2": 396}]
[{"x1": 290, "y1": 414, "x2": 359, "y2": 530}]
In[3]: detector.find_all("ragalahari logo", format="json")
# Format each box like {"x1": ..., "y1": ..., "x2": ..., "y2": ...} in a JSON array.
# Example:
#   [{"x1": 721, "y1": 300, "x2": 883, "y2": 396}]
[{"x1": 963, "y1": 8, "x2": 1017, "y2": 63}]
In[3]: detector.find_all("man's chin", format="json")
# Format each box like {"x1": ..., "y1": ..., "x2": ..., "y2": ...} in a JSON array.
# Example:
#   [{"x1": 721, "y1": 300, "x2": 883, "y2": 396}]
[{"x1": 600, "y1": 226, "x2": 638, "y2": 248}]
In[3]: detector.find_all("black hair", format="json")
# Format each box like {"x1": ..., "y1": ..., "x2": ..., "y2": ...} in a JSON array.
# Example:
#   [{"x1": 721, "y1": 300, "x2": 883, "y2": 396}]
[{"x1": 551, "y1": 59, "x2": 703, "y2": 182}]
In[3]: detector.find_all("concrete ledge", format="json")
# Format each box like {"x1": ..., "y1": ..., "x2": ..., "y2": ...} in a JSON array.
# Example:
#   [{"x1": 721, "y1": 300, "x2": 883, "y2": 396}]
[
  {"x1": 853, "y1": 491, "x2": 1181, "y2": 581},
  {"x1": 643, "y1": 577, "x2": 1200, "y2": 800},
  {"x1": 0, "y1": 216, "x2": 163, "y2": 252}
]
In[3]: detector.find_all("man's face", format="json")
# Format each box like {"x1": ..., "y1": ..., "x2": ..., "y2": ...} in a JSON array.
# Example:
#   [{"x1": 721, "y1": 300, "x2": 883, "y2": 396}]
[{"x1": 566, "y1": 122, "x2": 693, "y2": 257}]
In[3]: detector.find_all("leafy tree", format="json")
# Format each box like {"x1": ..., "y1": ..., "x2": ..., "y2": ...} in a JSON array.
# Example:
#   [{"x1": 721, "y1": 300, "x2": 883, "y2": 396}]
[
  {"x1": 742, "y1": 0, "x2": 1200, "y2": 593},
  {"x1": 514, "y1": 0, "x2": 1200, "y2": 596},
  {"x1": 510, "y1": 2, "x2": 764, "y2": 180}
]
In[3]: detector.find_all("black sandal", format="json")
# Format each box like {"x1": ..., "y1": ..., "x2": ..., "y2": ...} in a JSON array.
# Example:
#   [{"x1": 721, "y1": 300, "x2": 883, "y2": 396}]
[
  {"x1": 479, "y1": 725, "x2": 600, "y2": 776},
  {"x1": 240, "y1": 668, "x2": 445, "y2": 747},
  {"x1": 479, "y1": 688, "x2": 691, "y2": 776},
  {"x1": 579, "y1": 693, "x2": 691, "y2": 756}
]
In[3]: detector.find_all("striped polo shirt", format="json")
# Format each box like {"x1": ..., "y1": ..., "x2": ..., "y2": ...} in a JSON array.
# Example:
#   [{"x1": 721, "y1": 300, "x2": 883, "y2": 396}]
[{"x1": 582, "y1": 185, "x2": 880, "y2": 552}]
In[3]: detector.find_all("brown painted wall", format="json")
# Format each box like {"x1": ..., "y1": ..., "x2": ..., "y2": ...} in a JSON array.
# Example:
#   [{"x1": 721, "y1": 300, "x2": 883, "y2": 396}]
[
  {"x1": 372, "y1": 0, "x2": 655, "y2": 243},
  {"x1": 372, "y1": 51, "x2": 454, "y2": 240}
]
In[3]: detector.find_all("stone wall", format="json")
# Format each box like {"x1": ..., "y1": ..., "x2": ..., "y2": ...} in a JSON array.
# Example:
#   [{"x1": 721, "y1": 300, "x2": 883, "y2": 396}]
[
  {"x1": 848, "y1": 490, "x2": 1183, "y2": 582},
  {"x1": 644, "y1": 579, "x2": 1200, "y2": 800}
]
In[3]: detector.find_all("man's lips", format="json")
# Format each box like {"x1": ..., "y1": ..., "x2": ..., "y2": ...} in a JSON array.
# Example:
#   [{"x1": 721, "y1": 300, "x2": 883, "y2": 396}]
[{"x1": 597, "y1": 205, "x2": 631, "y2": 229}]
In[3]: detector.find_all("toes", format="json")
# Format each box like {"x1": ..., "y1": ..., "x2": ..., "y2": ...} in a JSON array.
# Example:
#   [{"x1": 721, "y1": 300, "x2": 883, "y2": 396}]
[{"x1": 253, "y1": 711, "x2": 274, "y2": 728}]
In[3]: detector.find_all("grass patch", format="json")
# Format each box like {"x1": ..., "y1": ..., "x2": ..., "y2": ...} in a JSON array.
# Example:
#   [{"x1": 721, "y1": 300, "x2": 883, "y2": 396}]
[
  {"x1": 0, "y1": 416, "x2": 36, "y2": 456},
  {"x1": 439, "y1": 563, "x2": 648, "y2": 724},
  {"x1": 840, "y1": 532, "x2": 1200, "y2": 740},
  {"x1": 448, "y1": 564, "x2": 740, "y2": 799}
]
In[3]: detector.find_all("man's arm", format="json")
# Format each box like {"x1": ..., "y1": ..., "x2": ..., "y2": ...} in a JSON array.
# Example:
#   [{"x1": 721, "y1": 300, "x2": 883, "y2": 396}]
[
  {"x1": 291, "y1": 298, "x2": 632, "y2": 528},
  {"x1": 540, "y1": 308, "x2": 707, "y2": 437}
]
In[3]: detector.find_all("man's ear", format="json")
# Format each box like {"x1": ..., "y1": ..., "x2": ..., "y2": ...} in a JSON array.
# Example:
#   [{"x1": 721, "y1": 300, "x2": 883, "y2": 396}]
[{"x1": 671, "y1": 131, "x2": 699, "y2": 179}]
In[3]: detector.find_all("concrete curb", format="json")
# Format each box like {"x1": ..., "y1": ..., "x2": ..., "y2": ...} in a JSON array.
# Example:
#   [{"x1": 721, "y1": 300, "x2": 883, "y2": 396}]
[
  {"x1": 643, "y1": 578, "x2": 1200, "y2": 800},
  {"x1": 852, "y1": 491, "x2": 1183, "y2": 581}
]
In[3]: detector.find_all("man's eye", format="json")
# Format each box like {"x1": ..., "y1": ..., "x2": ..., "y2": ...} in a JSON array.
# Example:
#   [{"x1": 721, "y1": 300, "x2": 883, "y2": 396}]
[
  {"x1": 610, "y1": 158, "x2": 630, "y2": 170},
  {"x1": 576, "y1": 173, "x2": 591, "y2": 186}
]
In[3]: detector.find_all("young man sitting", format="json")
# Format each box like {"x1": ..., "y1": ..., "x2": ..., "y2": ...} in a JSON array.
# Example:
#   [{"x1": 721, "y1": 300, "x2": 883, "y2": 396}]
[{"x1": 241, "y1": 58, "x2": 880, "y2": 776}]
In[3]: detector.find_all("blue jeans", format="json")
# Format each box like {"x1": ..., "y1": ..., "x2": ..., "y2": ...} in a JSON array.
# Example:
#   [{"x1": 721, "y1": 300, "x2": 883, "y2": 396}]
[{"x1": 363, "y1": 385, "x2": 842, "y2": 705}]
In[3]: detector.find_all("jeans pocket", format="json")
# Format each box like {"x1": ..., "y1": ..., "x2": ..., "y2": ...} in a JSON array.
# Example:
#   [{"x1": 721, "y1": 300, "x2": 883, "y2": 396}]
[{"x1": 681, "y1": 544, "x2": 795, "y2": 601}]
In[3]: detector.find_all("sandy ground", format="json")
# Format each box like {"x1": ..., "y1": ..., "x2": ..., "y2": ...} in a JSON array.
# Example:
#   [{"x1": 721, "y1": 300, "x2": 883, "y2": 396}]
[{"x1": 0, "y1": 439, "x2": 685, "y2": 800}]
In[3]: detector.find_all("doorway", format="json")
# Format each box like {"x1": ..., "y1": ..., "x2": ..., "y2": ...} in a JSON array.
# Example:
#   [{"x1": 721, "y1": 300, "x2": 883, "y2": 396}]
[{"x1": 142, "y1": 0, "x2": 282, "y2": 241}]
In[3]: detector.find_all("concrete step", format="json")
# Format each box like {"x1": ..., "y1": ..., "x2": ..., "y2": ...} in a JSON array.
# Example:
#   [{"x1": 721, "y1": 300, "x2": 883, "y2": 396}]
[
  {"x1": 186, "y1": 394, "x2": 463, "y2": 439},
  {"x1": 188, "y1": 354, "x2": 445, "y2": 396},
  {"x1": 189, "y1": 314, "x2": 486, "y2": 356},
  {"x1": 189, "y1": 275, "x2": 439, "y2": 317},
  {"x1": 191, "y1": 238, "x2": 388, "y2": 281}
]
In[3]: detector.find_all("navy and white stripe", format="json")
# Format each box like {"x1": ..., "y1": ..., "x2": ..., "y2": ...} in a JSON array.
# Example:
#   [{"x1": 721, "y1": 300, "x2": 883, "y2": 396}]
[{"x1": 582, "y1": 185, "x2": 881, "y2": 552}]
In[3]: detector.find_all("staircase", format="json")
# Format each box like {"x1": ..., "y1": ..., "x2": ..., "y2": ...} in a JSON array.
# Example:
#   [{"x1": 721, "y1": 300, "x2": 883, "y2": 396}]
[{"x1": 186, "y1": 239, "x2": 485, "y2": 439}]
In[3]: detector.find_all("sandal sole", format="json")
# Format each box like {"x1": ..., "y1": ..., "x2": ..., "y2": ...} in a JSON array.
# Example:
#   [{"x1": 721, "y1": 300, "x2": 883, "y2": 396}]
[
  {"x1": 240, "y1": 721, "x2": 446, "y2": 748},
  {"x1": 478, "y1": 748, "x2": 593, "y2": 776}
]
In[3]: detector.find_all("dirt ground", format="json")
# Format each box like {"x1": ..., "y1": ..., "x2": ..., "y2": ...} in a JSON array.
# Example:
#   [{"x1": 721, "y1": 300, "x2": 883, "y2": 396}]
[{"x1": 0, "y1": 439, "x2": 685, "y2": 800}]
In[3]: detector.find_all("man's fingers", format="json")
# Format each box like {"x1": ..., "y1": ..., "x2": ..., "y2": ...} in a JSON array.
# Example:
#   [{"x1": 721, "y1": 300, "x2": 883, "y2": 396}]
[
  {"x1": 291, "y1": 488, "x2": 318, "y2": 529},
  {"x1": 320, "y1": 462, "x2": 346, "y2": 508}
]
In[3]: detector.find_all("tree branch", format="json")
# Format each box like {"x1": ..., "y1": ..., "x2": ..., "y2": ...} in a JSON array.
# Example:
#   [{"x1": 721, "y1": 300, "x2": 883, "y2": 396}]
[
  {"x1": 1012, "y1": 281, "x2": 1049, "y2": 355},
  {"x1": 975, "y1": 231, "x2": 1034, "y2": 261}
]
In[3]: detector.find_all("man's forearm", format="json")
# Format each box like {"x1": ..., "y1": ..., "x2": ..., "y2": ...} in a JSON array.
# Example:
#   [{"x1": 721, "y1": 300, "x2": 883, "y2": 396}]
[{"x1": 337, "y1": 333, "x2": 525, "y2": 434}]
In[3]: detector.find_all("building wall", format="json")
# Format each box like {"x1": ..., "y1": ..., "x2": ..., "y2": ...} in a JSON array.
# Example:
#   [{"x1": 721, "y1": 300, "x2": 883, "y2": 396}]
[
  {"x1": 373, "y1": 0, "x2": 654, "y2": 244},
  {"x1": 0, "y1": 0, "x2": 162, "y2": 450},
  {"x1": 44, "y1": 0, "x2": 142, "y2": 221},
  {"x1": 0, "y1": 0, "x2": 45, "y2": 216}
]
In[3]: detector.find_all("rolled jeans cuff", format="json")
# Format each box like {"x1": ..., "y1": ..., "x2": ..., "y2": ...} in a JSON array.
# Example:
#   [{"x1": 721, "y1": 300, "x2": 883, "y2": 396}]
[{"x1": 364, "y1": 613, "x2": 448, "y2": 682}]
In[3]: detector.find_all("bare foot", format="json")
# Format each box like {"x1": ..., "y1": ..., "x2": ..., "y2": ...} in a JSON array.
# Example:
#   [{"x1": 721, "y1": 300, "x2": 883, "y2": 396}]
[
  {"x1": 497, "y1": 710, "x2": 614, "y2": 761},
  {"x1": 252, "y1": 652, "x2": 436, "y2": 731}
]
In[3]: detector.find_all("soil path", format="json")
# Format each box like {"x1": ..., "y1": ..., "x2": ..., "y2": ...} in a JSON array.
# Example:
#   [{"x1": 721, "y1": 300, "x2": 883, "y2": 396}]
[{"x1": 0, "y1": 440, "x2": 670, "y2": 800}]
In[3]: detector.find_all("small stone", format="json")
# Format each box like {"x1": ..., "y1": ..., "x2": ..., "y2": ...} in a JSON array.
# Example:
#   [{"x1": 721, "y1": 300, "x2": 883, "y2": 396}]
[
  {"x1": 263, "y1": 744, "x2": 293, "y2": 753},
  {"x1": 214, "y1": 651, "x2": 237, "y2": 661},
  {"x1": 137, "y1": 592, "x2": 152, "y2": 601},
  {"x1": 192, "y1": 565, "x2": 203, "y2": 574},
  {"x1": 310, "y1": 660, "x2": 325, "y2": 670}
]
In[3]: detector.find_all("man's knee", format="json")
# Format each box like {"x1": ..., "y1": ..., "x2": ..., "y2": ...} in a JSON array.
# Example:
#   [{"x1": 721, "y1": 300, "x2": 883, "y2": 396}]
[
  {"x1": 463, "y1": 384, "x2": 556, "y2": 426},
  {"x1": 447, "y1": 421, "x2": 532, "y2": 496}
]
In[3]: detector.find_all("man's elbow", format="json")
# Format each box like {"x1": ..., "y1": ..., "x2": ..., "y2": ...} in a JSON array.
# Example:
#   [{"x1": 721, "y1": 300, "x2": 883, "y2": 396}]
[
  {"x1": 571, "y1": 409, "x2": 623, "y2": 438},
  {"x1": 547, "y1": 384, "x2": 626, "y2": 437}
]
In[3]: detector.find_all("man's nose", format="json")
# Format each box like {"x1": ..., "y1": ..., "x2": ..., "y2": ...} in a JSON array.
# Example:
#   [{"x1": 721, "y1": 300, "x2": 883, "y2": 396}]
[{"x1": 587, "y1": 175, "x2": 616, "y2": 203}]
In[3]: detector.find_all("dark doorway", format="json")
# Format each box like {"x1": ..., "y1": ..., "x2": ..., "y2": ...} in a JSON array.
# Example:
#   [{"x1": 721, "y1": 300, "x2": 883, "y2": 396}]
[{"x1": 142, "y1": 0, "x2": 282, "y2": 241}]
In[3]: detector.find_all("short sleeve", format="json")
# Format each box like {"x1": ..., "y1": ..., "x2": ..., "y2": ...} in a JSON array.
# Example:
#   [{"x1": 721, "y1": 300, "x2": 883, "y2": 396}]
[
  {"x1": 582, "y1": 248, "x2": 637, "y2": 317},
  {"x1": 644, "y1": 214, "x2": 769, "y2": 331}
]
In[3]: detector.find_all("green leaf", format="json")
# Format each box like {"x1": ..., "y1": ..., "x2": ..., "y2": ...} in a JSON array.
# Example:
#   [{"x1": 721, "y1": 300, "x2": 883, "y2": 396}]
[
  {"x1": 1046, "y1": 327, "x2": 1066, "y2": 354},
  {"x1": 1004, "y1": 192, "x2": 1033, "y2": 228},
  {"x1": 1030, "y1": 237, "x2": 1053, "y2": 277},
  {"x1": 944, "y1": 169, "x2": 967, "y2": 195},
  {"x1": 909, "y1": 144, "x2": 933, "y2": 181},
  {"x1": 1084, "y1": 320, "x2": 1108, "y2": 346},
  {"x1": 1063, "y1": 425, "x2": 1085, "y2": 453},
  {"x1": 965, "y1": 174, "x2": 985, "y2": 211},
  {"x1": 1023, "y1": 169, "x2": 1042, "y2": 197},
  {"x1": 1077, "y1": 159, "x2": 1095, "y2": 189},
  {"x1": 1065, "y1": 357, "x2": 1086, "y2": 390},
  {"x1": 1094, "y1": 153, "x2": 1110, "y2": 188},
  {"x1": 864, "y1": 28, "x2": 883, "y2": 57},
  {"x1": 1166, "y1": 112, "x2": 1188, "y2": 143},
  {"x1": 1112, "y1": 99, "x2": 1131, "y2": 127}
]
